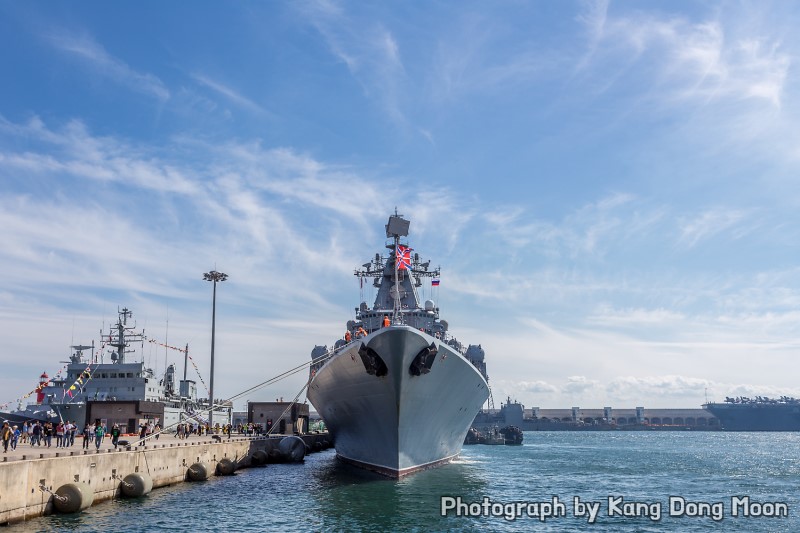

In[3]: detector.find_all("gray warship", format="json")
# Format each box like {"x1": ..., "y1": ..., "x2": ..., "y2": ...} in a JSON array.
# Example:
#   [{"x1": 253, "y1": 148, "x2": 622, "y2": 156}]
[
  {"x1": 306, "y1": 213, "x2": 490, "y2": 477},
  {"x1": 704, "y1": 397, "x2": 800, "y2": 431},
  {"x1": 0, "y1": 308, "x2": 226, "y2": 431}
]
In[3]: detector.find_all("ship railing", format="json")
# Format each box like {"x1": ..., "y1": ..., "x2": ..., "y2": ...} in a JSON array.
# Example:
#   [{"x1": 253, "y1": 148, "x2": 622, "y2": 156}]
[{"x1": 311, "y1": 343, "x2": 348, "y2": 373}]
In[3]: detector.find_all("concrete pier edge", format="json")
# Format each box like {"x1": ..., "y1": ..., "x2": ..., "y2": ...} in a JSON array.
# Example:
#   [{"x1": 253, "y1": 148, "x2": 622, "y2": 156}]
[{"x1": 0, "y1": 432, "x2": 331, "y2": 525}]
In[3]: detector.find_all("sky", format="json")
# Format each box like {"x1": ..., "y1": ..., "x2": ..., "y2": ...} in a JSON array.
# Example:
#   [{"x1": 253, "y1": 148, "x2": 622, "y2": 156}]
[{"x1": 1, "y1": 1, "x2": 800, "y2": 411}]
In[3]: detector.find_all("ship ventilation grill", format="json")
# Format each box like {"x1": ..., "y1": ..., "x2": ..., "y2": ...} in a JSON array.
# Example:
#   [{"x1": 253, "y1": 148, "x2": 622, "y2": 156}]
[
  {"x1": 409, "y1": 343, "x2": 438, "y2": 376},
  {"x1": 358, "y1": 344, "x2": 388, "y2": 377}
]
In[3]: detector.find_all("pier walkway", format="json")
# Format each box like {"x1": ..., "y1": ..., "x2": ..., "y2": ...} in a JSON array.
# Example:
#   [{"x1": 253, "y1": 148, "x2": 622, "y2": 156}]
[{"x1": 1, "y1": 431, "x2": 274, "y2": 463}]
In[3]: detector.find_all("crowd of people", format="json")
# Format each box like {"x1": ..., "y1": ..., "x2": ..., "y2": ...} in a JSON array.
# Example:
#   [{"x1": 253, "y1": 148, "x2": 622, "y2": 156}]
[
  {"x1": 171, "y1": 421, "x2": 277, "y2": 439},
  {"x1": 0, "y1": 419, "x2": 113, "y2": 451},
  {"x1": 1, "y1": 417, "x2": 286, "y2": 453},
  {"x1": 237, "y1": 421, "x2": 272, "y2": 435}
]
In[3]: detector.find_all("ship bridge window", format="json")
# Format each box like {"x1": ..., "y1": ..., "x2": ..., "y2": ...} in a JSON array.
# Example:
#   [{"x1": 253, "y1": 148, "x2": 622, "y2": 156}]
[{"x1": 111, "y1": 373, "x2": 117, "y2": 378}]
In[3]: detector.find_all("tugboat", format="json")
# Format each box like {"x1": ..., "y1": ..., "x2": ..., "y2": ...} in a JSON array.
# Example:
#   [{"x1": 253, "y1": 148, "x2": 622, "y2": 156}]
[
  {"x1": 463, "y1": 425, "x2": 524, "y2": 445},
  {"x1": 307, "y1": 212, "x2": 490, "y2": 477},
  {"x1": 500, "y1": 425, "x2": 524, "y2": 445}
]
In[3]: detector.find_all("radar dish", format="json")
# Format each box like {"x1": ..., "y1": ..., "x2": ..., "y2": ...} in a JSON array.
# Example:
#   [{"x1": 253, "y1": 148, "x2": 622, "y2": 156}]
[{"x1": 386, "y1": 215, "x2": 410, "y2": 237}]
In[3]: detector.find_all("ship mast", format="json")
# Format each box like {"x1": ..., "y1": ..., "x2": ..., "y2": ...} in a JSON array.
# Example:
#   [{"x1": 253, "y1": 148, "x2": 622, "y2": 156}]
[
  {"x1": 386, "y1": 209, "x2": 410, "y2": 324},
  {"x1": 393, "y1": 230, "x2": 401, "y2": 323},
  {"x1": 107, "y1": 307, "x2": 144, "y2": 364}
]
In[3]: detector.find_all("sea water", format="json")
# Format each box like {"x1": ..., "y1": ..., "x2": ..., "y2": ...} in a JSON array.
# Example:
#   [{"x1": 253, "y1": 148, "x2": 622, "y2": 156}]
[{"x1": 10, "y1": 431, "x2": 800, "y2": 532}]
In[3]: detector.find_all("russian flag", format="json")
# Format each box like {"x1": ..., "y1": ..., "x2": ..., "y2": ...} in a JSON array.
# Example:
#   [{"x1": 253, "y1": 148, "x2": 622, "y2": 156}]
[{"x1": 432, "y1": 279, "x2": 440, "y2": 286}]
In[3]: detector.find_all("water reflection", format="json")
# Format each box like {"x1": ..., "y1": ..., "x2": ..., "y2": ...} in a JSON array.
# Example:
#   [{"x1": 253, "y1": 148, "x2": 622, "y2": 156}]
[{"x1": 307, "y1": 450, "x2": 490, "y2": 531}]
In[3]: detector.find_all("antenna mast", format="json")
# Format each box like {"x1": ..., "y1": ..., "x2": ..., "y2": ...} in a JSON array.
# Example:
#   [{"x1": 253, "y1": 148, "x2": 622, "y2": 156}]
[{"x1": 386, "y1": 209, "x2": 410, "y2": 324}]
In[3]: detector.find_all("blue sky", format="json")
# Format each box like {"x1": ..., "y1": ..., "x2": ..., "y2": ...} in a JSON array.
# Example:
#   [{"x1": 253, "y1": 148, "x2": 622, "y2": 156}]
[{"x1": 2, "y1": 1, "x2": 799, "y2": 410}]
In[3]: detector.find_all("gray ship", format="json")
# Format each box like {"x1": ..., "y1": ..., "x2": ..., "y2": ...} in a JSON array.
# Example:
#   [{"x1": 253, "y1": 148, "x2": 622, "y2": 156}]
[
  {"x1": 704, "y1": 397, "x2": 800, "y2": 431},
  {"x1": 307, "y1": 213, "x2": 489, "y2": 477},
  {"x1": 1, "y1": 308, "x2": 227, "y2": 431}
]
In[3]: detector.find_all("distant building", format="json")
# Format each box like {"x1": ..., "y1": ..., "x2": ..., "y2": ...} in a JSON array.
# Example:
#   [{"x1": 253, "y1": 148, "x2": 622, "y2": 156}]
[
  {"x1": 533, "y1": 407, "x2": 718, "y2": 427},
  {"x1": 248, "y1": 401, "x2": 309, "y2": 434},
  {"x1": 86, "y1": 400, "x2": 165, "y2": 434},
  {"x1": 476, "y1": 399, "x2": 720, "y2": 430},
  {"x1": 232, "y1": 411, "x2": 248, "y2": 427}
]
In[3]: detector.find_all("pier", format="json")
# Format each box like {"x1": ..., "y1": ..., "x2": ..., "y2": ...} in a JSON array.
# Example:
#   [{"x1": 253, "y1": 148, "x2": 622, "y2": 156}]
[{"x1": 0, "y1": 431, "x2": 331, "y2": 525}]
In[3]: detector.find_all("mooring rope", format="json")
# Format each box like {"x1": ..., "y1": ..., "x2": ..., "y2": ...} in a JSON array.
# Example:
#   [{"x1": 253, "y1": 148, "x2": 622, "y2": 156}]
[
  {"x1": 112, "y1": 474, "x2": 134, "y2": 489},
  {"x1": 38, "y1": 484, "x2": 67, "y2": 503},
  {"x1": 136, "y1": 347, "x2": 338, "y2": 444}
]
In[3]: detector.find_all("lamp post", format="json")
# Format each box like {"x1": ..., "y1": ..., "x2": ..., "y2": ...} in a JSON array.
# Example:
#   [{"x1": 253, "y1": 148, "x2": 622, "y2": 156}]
[{"x1": 203, "y1": 270, "x2": 228, "y2": 428}]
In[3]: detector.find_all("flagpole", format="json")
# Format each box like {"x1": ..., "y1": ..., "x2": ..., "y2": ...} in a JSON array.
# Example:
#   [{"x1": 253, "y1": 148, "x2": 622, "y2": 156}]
[{"x1": 393, "y1": 234, "x2": 400, "y2": 324}]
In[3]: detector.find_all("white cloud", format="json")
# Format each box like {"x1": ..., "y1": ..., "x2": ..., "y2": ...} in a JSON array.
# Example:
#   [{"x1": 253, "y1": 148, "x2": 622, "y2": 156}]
[
  {"x1": 520, "y1": 380, "x2": 558, "y2": 394},
  {"x1": 300, "y1": 1, "x2": 408, "y2": 126},
  {"x1": 47, "y1": 32, "x2": 170, "y2": 102},
  {"x1": 563, "y1": 375, "x2": 601, "y2": 394},
  {"x1": 606, "y1": 375, "x2": 712, "y2": 401},
  {"x1": 578, "y1": 8, "x2": 790, "y2": 108},
  {"x1": 677, "y1": 207, "x2": 753, "y2": 248},
  {"x1": 0, "y1": 118, "x2": 198, "y2": 194},
  {"x1": 191, "y1": 73, "x2": 268, "y2": 115},
  {"x1": 588, "y1": 306, "x2": 686, "y2": 327}
]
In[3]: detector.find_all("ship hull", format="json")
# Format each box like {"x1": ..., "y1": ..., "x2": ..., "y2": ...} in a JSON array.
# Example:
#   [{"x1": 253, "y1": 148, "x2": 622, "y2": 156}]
[
  {"x1": 307, "y1": 326, "x2": 489, "y2": 477},
  {"x1": 0, "y1": 406, "x2": 60, "y2": 424},
  {"x1": 704, "y1": 403, "x2": 800, "y2": 431},
  {"x1": 0, "y1": 411, "x2": 49, "y2": 425}
]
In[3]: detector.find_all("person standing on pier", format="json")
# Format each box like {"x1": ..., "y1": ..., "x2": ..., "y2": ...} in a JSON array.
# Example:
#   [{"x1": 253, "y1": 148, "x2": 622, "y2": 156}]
[
  {"x1": 111, "y1": 424, "x2": 121, "y2": 448},
  {"x1": 55, "y1": 422, "x2": 64, "y2": 447},
  {"x1": 11, "y1": 426, "x2": 20, "y2": 450},
  {"x1": 44, "y1": 422, "x2": 53, "y2": 448},
  {"x1": 94, "y1": 423, "x2": 106, "y2": 450},
  {"x1": 31, "y1": 422, "x2": 41, "y2": 446},
  {"x1": 1, "y1": 422, "x2": 11, "y2": 453},
  {"x1": 82, "y1": 423, "x2": 91, "y2": 449}
]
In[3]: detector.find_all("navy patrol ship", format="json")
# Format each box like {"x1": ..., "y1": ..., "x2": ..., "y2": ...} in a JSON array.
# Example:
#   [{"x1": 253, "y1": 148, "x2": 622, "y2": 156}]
[
  {"x1": 0, "y1": 308, "x2": 224, "y2": 431},
  {"x1": 306, "y1": 212, "x2": 490, "y2": 477}
]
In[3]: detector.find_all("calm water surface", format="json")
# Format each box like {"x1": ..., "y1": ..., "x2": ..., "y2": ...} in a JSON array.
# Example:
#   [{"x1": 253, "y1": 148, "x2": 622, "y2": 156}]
[{"x1": 10, "y1": 431, "x2": 800, "y2": 532}]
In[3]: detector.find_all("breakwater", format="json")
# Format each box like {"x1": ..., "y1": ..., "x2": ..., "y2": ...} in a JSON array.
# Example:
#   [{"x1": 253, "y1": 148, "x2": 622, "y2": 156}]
[{"x1": 0, "y1": 432, "x2": 330, "y2": 525}]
